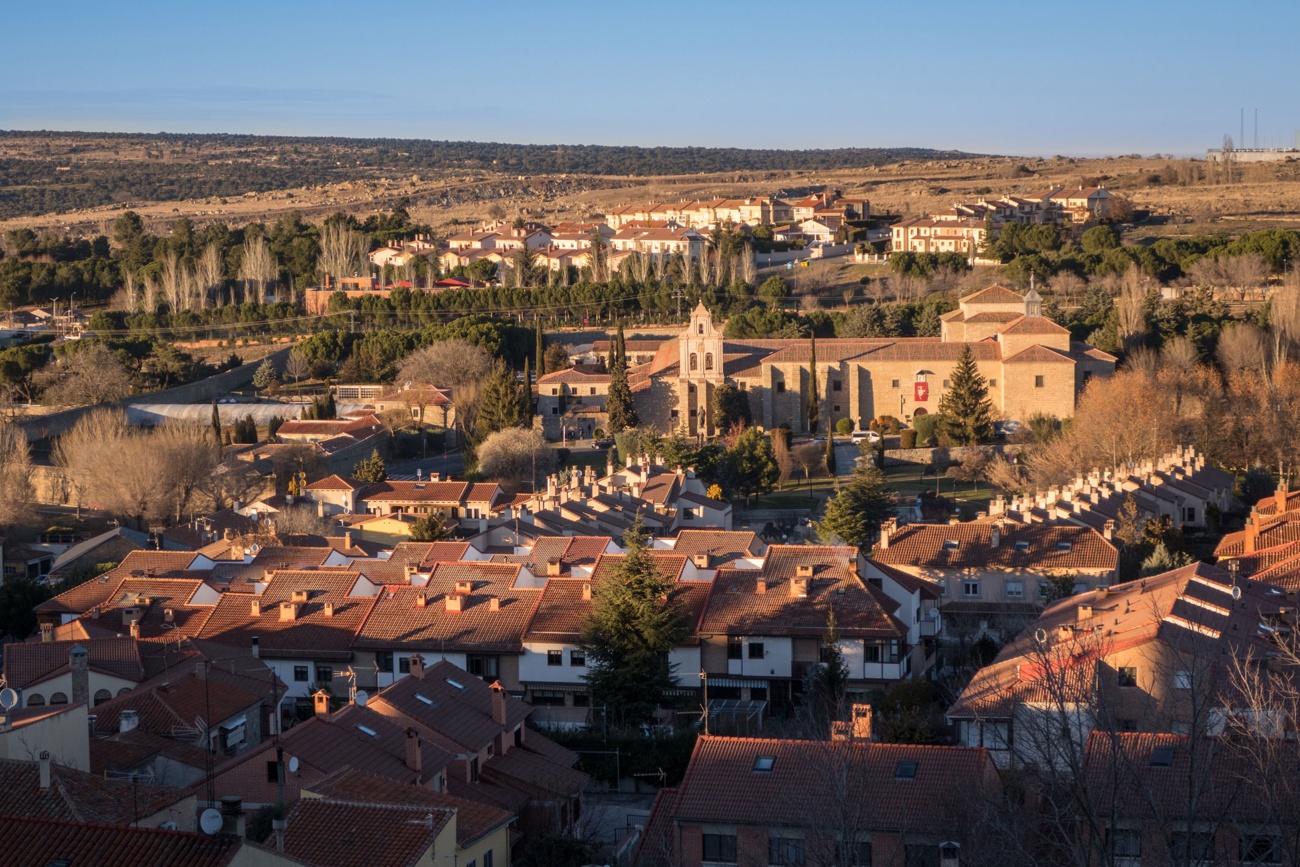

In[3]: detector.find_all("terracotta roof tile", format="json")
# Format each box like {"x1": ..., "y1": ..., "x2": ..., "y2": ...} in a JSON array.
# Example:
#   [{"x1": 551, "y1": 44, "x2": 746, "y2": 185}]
[
  {"x1": 368, "y1": 659, "x2": 530, "y2": 752},
  {"x1": 0, "y1": 757, "x2": 191, "y2": 825},
  {"x1": 873, "y1": 522, "x2": 1117, "y2": 572},
  {"x1": 283, "y1": 798, "x2": 450, "y2": 867},
  {"x1": 0, "y1": 816, "x2": 239, "y2": 867},
  {"x1": 960, "y1": 284, "x2": 1025, "y2": 305}
]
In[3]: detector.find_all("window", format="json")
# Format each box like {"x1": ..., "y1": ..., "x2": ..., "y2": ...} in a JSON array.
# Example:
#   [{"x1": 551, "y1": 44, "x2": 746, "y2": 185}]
[
  {"x1": 895, "y1": 760, "x2": 917, "y2": 779},
  {"x1": 315, "y1": 665, "x2": 333, "y2": 684},
  {"x1": 832, "y1": 379, "x2": 842, "y2": 391},
  {"x1": 547, "y1": 650, "x2": 563, "y2": 666},
  {"x1": 399, "y1": 656, "x2": 411, "y2": 674},
  {"x1": 93, "y1": 689, "x2": 111, "y2": 706},
  {"x1": 590, "y1": 387, "x2": 597, "y2": 395},
  {"x1": 467, "y1": 655, "x2": 499, "y2": 682},
  {"x1": 530, "y1": 690, "x2": 565, "y2": 706},
  {"x1": 891, "y1": 379, "x2": 900, "y2": 388},
  {"x1": 1118, "y1": 666, "x2": 1138, "y2": 687},
  {"x1": 702, "y1": 833, "x2": 737, "y2": 863},
  {"x1": 942, "y1": 379, "x2": 949, "y2": 388},
  {"x1": 1171, "y1": 831, "x2": 1214, "y2": 863},
  {"x1": 290, "y1": 665, "x2": 308, "y2": 682},
  {"x1": 570, "y1": 649, "x2": 586, "y2": 667},
  {"x1": 1241, "y1": 834, "x2": 1281, "y2": 864},
  {"x1": 682, "y1": 508, "x2": 696, "y2": 520},
  {"x1": 727, "y1": 637, "x2": 743, "y2": 659},
  {"x1": 863, "y1": 644, "x2": 880, "y2": 663},
  {"x1": 1174, "y1": 670, "x2": 1192, "y2": 689},
  {"x1": 769, "y1": 837, "x2": 805, "y2": 866},
  {"x1": 989, "y1": 378, "x2": 997, "y2": 387},
  {"x1": 483, "y1": 850, "x2": 494, "y2": 867},
  {"x1": 705, "y1": 353, "x2": 714, "y2": 371},
  {"x1": 551, "y1": 407, "x2": 559, "y2": 415},
  {"x1": 573, "y1": 692, "x2": 590, "y2": 707},
  {"x1": 1038, "y1": 580, "x2": 1052, "y2": 599},
  {"x1": 837, "y1": 841, "x2": 872, "y2": 867},
  {"x1": 1034, "y1": 375, "x2": 1045, "y2": 388},
  {"x1": 748, "y1": 641, "x2": 764, "y2": 659},
  {"x1": 776, "y1": 381, "x2": 786, "y2": 393},
  {"x1": 376, "y1": 652, "x2": 393, "y2": 673},
  {"x1": 698, "y1": 324, "x2": 704, "y2": 335},
  {"x1": 25, "y1": 694, "x2": 43, "y2": 707},
  {"x1": 470, "y1": 756, "x2": 479, "y2": 782},
  {"x1": 1005, "y1": 580, "x2": 1024, "y2": 598},
  {"x1": 833, "y1": 405, "x2": 840, "y2": 413},
  {"x1": 1183, "y1": 507, "x2": 1196, "y2": 523},
  {"x1": 1108, "y1": 829, "x2": 1142, "y2": 859},
  {"x1": 690, "y1": 353, "x2": 698, "y2": 371},
  {"x1": 551, "y1": 387, "x2": 558, "y2": 395},
  {"x1": 905, "y1": 844, "x2": 939, "y2": 867},
  {"x1": 1014, "y1": 540, "x2": 1030, "y2": 552},
  {"x1": 962, "y1": 580, "x2": 980, "y2": 598},
  {"x1": 1150, "y1": 745, "x2": 1175, "y2": 767},
  {"x1": 752, "y1": 755, "x2": 776, "y2": 773}
]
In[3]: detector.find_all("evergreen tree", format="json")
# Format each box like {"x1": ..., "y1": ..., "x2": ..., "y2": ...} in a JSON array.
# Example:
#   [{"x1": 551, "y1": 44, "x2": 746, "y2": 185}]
[
  {"x1": 580, "y1": 521, "x2": 688, "y2": 729},
  {"x1": 937, "y1": 344, "x2": 995, "y2": 445},
  {"x1": 616, "y1": 323, "x2": 627, "y2": 370},
  {"x1": 252, "y1": 358, "x2": 278, "y2": 391},
  {"x1": 477, "y1": 361, "x2": 529, "y2": 440},
  {"x1": 352, "y1": 448, "x2": 388, "y2": 484},
  {"x1": 210, "y1": 400, "x2": 222, "y2": 447},
  {"x1": 729, "y1": 427, "x2": 779, "y2": 502},
  {"x1": 816, "y1": 462, "x2": 894, "y2": 550},
  {"x1": 267, "y1": 415, "x2": 284, "y2": 441},
  {"x1": 535, "y1": 320, "x2": 545, "y2": 374},
  {"x1": 711, "y1": 382, "x2": 752, "y2": 431},
  {"x1": 232, "y1": 415, "x2": 258, "y2": 444},
  {"x1": 825, "y1": 429, "x2": 837, "y2": 475},
  {"x1": 606, "y1": 337, "x2": 638, "y2": 433},
  {"x1": 409, "y1": 513, "x2": 450, "y2": 542},
  {"x1": 606, "y1": 333, "x2": 616, "y2": 373},
  {"x1": 803, "y1": 607, "x2": 850, "y2": 735},
  {"x1": 807, "y1": 334, "x2": 820, "y2": 433}
]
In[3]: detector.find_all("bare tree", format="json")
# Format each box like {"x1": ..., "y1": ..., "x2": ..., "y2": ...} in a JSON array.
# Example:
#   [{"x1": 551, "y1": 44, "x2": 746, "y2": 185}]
[
  {"x1": 0, "y1": 421, "x2": 33, "y2": 528},
  {"x1": 159, "y1": 249, "x2": 185, "y2": 313},
  {"x1": 791, "y1": 442, "x2": 824, "y2": 485},
  {"x1": 738, "y1": 244, "x2": 757, "y2": 285},
  {"x1": 1051, "y1": 271, "x2": 1087, "y2": 306},
  {"x1": 397, "y1": 340, "x2": 492, "y2": 444},
  {"x1": 318, "y1": 222, "x2": 368, "y2": 285},
  {"x1": 195, "y1": 242, "x2": 224, "y2": 309},
  {"x1": 1270, "y1": 269, "x2": 1300, "y2": 365},
  {"x1": 272, "y1": 505, "x2": 334, "y2": 537},
  {"x1": 1116, "y1": 263, "x2": 1150, "y2": 352},
  {"x1": 42, "y1": 343, "x2": 133, "y2": 407},
  {"x1": 239, "y1": 235, "x2": 276, "y2": 304},
  {"x1": 477, "y1": 427, "x2": 556, "y2": 492},
  {"x1": 196, "y1": 458, "x2": 266, "y2": 512},
  {"x1": 155, "y1": 422, "x2": 218, "y2": 523},
  {"x1": 1217, "y1": 321, "x2": 1269, "y2": 376},
  {"x1": 285, "y1": 348, "x2": 310, "y2": 385}
]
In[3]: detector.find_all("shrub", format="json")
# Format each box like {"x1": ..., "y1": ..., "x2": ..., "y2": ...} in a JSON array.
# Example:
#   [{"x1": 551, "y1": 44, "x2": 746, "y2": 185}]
[
  {"x1": 900, "y1": 430, "x2": 917, "y2": 449},
  {"x1": 913, "y1": 413, "x2": 942, "y2": 446},
  {"x1": 835, "y1": 418, "x2": 854, "y2": 436}
]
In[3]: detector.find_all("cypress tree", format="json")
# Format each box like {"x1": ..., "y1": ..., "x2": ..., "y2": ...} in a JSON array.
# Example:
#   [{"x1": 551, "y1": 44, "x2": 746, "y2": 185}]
[
  {"x1": 606, "y1": 360, "x2": 637, "y2": 433},
  {"x1": 210, "y1": 400, "x2": 222, "y2": 448},
  {"x1": 807, "y1": 334, "x2": 820, "y2": 434},
  {"x1": 616, "y1": 323, "x2": 627, "y2": 370},
  {"x1": 535, "y1": 320, "x2": 545, "y2": 374},
  {"x1": 825, "y1": 428, "x2": 837, "y2": 475},
  {"x1": 938, "y1": 344, "x2": 995, "y2": 445}
]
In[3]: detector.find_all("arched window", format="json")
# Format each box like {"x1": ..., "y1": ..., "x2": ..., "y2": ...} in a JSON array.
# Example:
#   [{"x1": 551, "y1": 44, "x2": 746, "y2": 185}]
[
  {"x1": 689, "y1": 353, "x2": 698, "y2": 371},
  {"x1": 93, "y1": 689, "x2": 112, "y2": 706},
  {"x1": 697, "y1": 324, "x2": 704, "y2": 335},
  {"x1": 705, "y1": 353, "x2": 714, "y2": 371},
  {"x1": 117, "y1": 688, "x2": 132, "y2": 696},
  {"x1": 26, "y1": 694, "x2": 44, "y2": 707},
  {"x1": 50, "y1": 692, "x2": 68, "y2": 706}
]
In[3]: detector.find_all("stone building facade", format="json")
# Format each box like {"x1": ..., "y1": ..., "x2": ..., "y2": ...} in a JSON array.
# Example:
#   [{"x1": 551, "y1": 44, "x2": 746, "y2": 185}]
[{"x1": 629, "y1": 286, "x2": 1115, "y2": 436}]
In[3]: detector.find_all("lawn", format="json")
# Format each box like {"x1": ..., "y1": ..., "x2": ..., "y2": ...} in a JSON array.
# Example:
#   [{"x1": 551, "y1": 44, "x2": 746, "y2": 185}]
[{"x1": 882, "y1": 462, "x2": 1006, "y2": 511}]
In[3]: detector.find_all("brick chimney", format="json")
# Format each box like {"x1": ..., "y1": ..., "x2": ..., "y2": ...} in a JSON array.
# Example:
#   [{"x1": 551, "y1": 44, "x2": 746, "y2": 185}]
[
  {"x1": 405, "y1": 728, "x2": 423, "y2": 776},
  {"x1": 445, "y1": 594, "x2": 464, "y2": 612},
  {"x1": 547, "y1": 558, "x2": 562, "y2": 577},
  {"x1": 1103, "y1": 520, "x2": 1115, "y2": 542},
  {"x1": 990, "y1": 524, "x2": 1001, "y2": 548},
  {"x1": 1078, "y1": 603, "x2": 1093, "y2": 622},
  {"x1": 489, "y1": 597, "x2": 500, "y2": 612},
  {"x1": 755, "y1": 579, "x2": 766, "y2": 595},
  {"x1": 250, "y1": 599, "x2": 262, "y2": 616},
  {"x1": 408, "y1": 654, "x2": 424, "y2": 679},
  {"x1": 312, "y1": 689, "x2": 331, "y2": 720},
  {"x1": 490, "y1": 681, "x2": 507, "y2": 726},
  {"x1": 581, "y1": 583, "x2": 592, "y2": 601},
  {"x1": 1245, "y1": 509, "x2": 1261, "y2": 554},
  {"x1": 69, "y1": 645, "x2": 88, "y2": 707}
]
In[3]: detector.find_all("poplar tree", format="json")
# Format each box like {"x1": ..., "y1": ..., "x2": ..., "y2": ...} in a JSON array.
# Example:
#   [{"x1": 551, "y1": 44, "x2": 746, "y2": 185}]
[
  {"x1": 937, "y1": 344, "x2": 995, "y2": 445},
  {"x1": 605, "y1": 323, "x2": 638, "y2": 433}
]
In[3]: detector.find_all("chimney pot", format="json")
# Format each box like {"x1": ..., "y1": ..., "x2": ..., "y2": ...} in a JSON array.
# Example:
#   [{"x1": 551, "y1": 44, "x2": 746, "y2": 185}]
[
  {"x1": 408, "y1": 654, "x2": 424, "y2": 679},
  {"x1": 39, "y1": 752, "x2": 50, "y2": 790}
]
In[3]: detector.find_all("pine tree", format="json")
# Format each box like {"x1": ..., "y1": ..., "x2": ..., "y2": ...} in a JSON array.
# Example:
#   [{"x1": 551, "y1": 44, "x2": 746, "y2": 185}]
[
  {"x1": 807, "y1": 334, "x2": 820, "y2": 434},
  {"x1": 210, "y1": 400, "x2": 222, "y2": 448},
  {"x1": 352, "y1": 448, "x2": 388, "y2": 484},
  {"x1": 580, "y1": 521, "x2": 688, "y2": 729},
  {"x1": 477, "y1": 361, "x2": 528, "y2": 440},
  {"x1": 252, "y1": 358, "x2": 277, "y2": 391},
  {"x1": 937, "y1": 344, "x2": 995, "y2": 445},
  {"x1": 816, "y1": 462, "x2": 895, "y2": 550},
  {"x1": 409, "y1": 513, "x2": 450, "y2": 542}
]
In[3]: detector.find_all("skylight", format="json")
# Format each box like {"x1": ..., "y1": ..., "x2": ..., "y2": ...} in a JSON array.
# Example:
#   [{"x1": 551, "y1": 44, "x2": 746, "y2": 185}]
[
  {"x1": 895, "y1": 760, "x2": 918, "y2": 779},
  {"x1": 942, "y1": 540, "x2": 959, "y2": 550},
  {"x1": 1056, "y1": 542, "x2": 1073, "y2": 552},
  {"x1": 415, "y1": 693, "x2": 434, "y2": 706},
  {"x1": 1150, "y1": 746, "x2": 1174, "y2": 767},
  {"x1": 1014, "y1": 541, "x2": 1030, "y2": 552},
  {"x1": 752, "y1": 755, "x2": 776, "y2": 773},
  {"x1": 445, "y1": 678, "x2": 465, "y2": 690},
  {"x1": 356, "y1": 725, "x2": 378, "y2": 737}
]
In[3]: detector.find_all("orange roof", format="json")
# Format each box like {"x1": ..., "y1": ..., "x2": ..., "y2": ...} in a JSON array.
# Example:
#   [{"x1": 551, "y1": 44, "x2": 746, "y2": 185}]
[
  {"x1": 873, "y1": 522, "x2": 1117, "y2": 572},
  {"x1": 960, "y1": 284, "x2": 1025, "y2": 305},
  {"x1": 283, "y1": 798, "x2": 451, "y2": 867}
]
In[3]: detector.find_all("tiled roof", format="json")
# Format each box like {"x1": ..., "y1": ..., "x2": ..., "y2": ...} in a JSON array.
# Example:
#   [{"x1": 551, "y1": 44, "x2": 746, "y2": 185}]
[
  {"x1": 277, "y1": 704, "x2": 453, "y2": 786},
  {"x1": 207, "y1": 546, "x2": 333, "y2": 589},
  {"x1": 89, "y1": 671, "x2": 264, "y2": 737},
  {"x1": 670, "y1": 736, "x2": 998, "y2": 831},
  {"x1": 998, "y1": 314, "x2": 1071, "y2": 335},
  {"x1": 304, "y1": 474, "x2": 363, "y2": 491},
  {"x1": 527, "y1": 573, "x2": 712, "y2": 645},
  {"x1": 0, "y1": 816, "x2": 239, "y2": 867},
  {"x1": 4, "y1": 637, "x2": 149, "y2": 688},
  {"x1": 0, "y1": 757, "x2": 191, "y2": 825},
  {"x1": 36, "y1": 551, "x2": 201, "y2": 614},
  {"x1": 1002, "y1": 343, "x2": 1075, "y2": 364},
  {"x1": 960, "y1": 284, "x2": 1025, "y2": 305},
  {"x1": 668, "y1": 530, "x2": 766, "y2": 566},
  {"x1": 873, "y1": 521, "x2": 1117, "y2": 572},
  {"x1": 537, "y1": 369, "x2": 611, "y2": 384},
  {"x1": 701, "y1": 546, "x2": 904, "y2": 639},
  {"x1": 482, "y1": 737, "x2": 589, "y2": 799},
  {"x1": 283, "y1": 798, "x2": 450, "y2": 867},
  {"x1": 196, "y1": 570, "x2": 378, "y2": 660},
  {"x1": 359, "y1": 480, "x2": 471, "y2": 503},
  {"x1": 306, "y1": 767, "x2": 512, "y2": 848},
  {"x1": 354, "y1": 565, "x2": 541, "y2": 653},
  {"x1": 368, "y1": 659, "x2": 530, "y2": 753}
]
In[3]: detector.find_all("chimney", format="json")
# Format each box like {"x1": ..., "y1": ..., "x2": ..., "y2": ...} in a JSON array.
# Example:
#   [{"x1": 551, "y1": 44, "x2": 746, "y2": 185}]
[
  {"x1": 415, "y1": 593, "x2": 427, "y2": 608},
  {"x1": 790, "y1": 577, "x2": 809, "y2": 598},
  {"x1": 455, "y1": 580, "x2": 474, "y2": 594},
  {"x1": 129, "y1": 622, "x2": 141, "y2": 640},
  {"x1": 404, "y1": 564, "x2": 418, "y2": 582},
  {"x1": 405, "y1": 728, "x2": 423, "y2": 776},
  {"x1": 69, "y1": 645, "x2": 89, "y2": 707},
  {"x1": 1102, "y1": 520, "x2": 1115, "y2": 542},
  {"x1": 755, "y1": 579, "x2": 767, "y2": 595},
  {"x1": 990, "y1": 524, "x2": 1001, "y2": 548},
  {"x1": 312, "y1": 690, "x2": 331, "y2": 720},
  {"x1": 163, "y1": 608, "x2": 174, "y2": 623},
  {"x1": 251, "y1": 635, "x2": 259, "y2": 658},
  {"x1": 344, "y1": 531, "x2": 354, "y2": 550},
  {"x1": 279, "y1": 601, "x2": 300, "y2": 622},
  {"x1": 323, "y1": 602, "x2": 335, "y2": 618},
  {"x1": 691, "y1": 553, "x2": 711, "y2": 569},
  {"x1": 39, "y1": 752, "x2": 50, "y2": 790},
  {"x1": 490, "y1": 681, "x2": 507, "y2": 726},
  {"x1": 251, "y1": 599, "x2": 262, "y2": 616},
  {"x1": 220, "y1": 796, "x2": 246, "y2": 838},
  {"x1": 879, "y1": 518, "x2": 897, "y2": 548},
  {"x1": 851, "y1": 703, "x2": 873, "y2": 740},
  {"x1": 489, "y1": 596, "x2": 500, "y2": 612},
  {"x1": 119, "y1": 708, "x2": 139, "y2": 734},
  {"x1": 272, "y1": 818, "x2": 287, "y2": 853},
  {"x1": 1078, "y1": 603, "x2": 1093, "y2": 622},
  {"x1": 408, "y1": 654, "x2": 425, "y2": 679},
  {"x1": 547, "y1": 558, "x2": 562, "y2": 577},
  {"x1": 445, "y1": 594, "x2": 464, "y2": 612},
  {"x1": 796, "y1": 564, "x2": 814, "y2": 578},
  {"x1": 581, "y1": 583, "x2": 592, "y2": 601},
  {"x1": 291, "y1": 590, "x2": 309, "y2": 603},
  {"x1": 1245, "y1": 510, "x2": 1260, "y2": 554}
]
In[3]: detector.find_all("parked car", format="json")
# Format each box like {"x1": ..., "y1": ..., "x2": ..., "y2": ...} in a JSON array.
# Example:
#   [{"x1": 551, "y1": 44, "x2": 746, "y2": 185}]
[
  {"x1": 594, "y1": 437, "x2": 615, "y2": 449},
  {"x1": 995, "y1": 420, "x2": 1022, "y2": 437},
  {"x1": 851, "y1": 430, "x2": 882, "y2": 444}
]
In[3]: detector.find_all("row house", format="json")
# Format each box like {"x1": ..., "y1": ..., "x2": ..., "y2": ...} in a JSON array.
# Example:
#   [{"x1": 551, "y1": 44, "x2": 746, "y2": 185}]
[
  {"x1": 890, "y1": 216, "x2": 987, "y2": 255},
  {"x1": 302, "y1": 477, "x2": 506, "y2": 522},
  {"x1": 789, "y1": 190, "x2": 869, "y2": 222},
  {"x1": 636, "y1": 735, "x2": 1000, "y2": 867},
  {"x1": 947, "y1": 561, "x2": 1291, "y2": 768},
  {"x1": 989, "y1": 445, "x2": 1236, "y2": 532},
  {"x1": 609, "y1": 226, "x2": 706, "y2": 258},
  {"x1": 872, "y1": 516, "x2": 1119, "y2": 642}
]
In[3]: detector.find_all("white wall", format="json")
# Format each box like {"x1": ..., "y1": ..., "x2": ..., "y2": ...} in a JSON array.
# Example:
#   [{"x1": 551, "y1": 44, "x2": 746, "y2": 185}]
[
  {"x1": 726, "y1": 637, "x2": 792, "y2": 678},
  {"x1": 520, "y1": 643, "x2": 586, "y2": 684}
]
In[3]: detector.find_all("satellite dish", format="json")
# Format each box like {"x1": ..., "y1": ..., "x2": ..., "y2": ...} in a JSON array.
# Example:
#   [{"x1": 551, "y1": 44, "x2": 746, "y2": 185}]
[
  {"x1": 1033, "y1": 628, "x2": 1048, "y2": 645},
  {"x1": 288, "y1": 756, "x2": 300, "y2": 774},
  {"x1": 1232, "y1": 585, "x2": 1243, "y2": 601},
  {"x1": 354, "y1": 690, "x2": 369, "y2": 707},
  {"x1": 199, "y1": 808, "x2": 223, "y2": 836},
  {"x1": 0, "y1": 688, "x2": 17, "y2": 711}
]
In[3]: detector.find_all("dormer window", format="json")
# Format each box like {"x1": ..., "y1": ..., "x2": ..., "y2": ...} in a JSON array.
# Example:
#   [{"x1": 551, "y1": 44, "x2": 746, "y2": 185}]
[{"x1": 942, "y1": 540, "x2": 959, "y2": 550}]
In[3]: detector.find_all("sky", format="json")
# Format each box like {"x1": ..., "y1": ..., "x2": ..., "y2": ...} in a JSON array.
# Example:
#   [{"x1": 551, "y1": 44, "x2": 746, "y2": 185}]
[{"x1": 2, "y1": 0, "x2": 1297, "y2": 157}]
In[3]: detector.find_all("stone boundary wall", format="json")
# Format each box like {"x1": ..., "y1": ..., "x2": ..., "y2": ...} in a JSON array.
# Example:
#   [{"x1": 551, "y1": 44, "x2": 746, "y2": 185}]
[{"x1": 878, "y1": 443, "x2": 1027, "y2": 467}]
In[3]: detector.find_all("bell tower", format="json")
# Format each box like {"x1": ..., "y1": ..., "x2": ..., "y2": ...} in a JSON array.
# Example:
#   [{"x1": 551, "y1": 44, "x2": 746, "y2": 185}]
[{"x1": 681, "y1": 303, "x2": 723, "y2": 383}]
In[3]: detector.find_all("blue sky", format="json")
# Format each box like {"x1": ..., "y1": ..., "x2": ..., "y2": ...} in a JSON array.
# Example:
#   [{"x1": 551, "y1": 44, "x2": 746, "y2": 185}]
[{"x1": 2, "y1": 0, "x2": 1296, "y2": 157}]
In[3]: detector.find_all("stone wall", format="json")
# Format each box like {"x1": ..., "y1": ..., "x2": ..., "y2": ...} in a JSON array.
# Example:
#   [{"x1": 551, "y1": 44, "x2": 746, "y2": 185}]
[{"x1": 877, "y1": 442, "x2": 1027, "y2": 467}]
